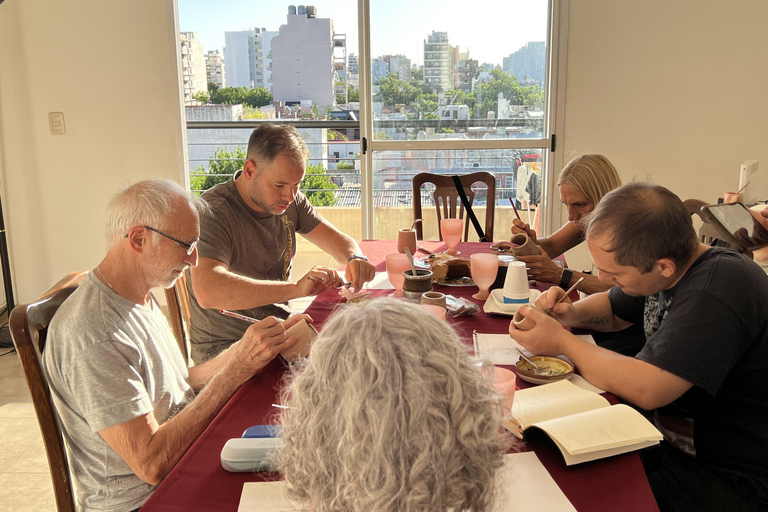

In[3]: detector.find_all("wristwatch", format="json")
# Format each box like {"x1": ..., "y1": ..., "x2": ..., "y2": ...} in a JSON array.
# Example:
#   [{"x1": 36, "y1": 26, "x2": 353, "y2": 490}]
[
  {"x1": 559, "y1": 268, "x2": 574, "y2": 289},
  {"x1": 348, "y1": 253, "x2": 369, "y2": 263}
]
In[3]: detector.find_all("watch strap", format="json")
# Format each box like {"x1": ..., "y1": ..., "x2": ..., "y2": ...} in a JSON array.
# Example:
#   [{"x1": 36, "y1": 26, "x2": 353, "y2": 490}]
[
  {"x1": 348, "y1": 253, "x2": 368, "y2": 263},
  {"x1": 559, "y1": 268, "x2": 574, "y2": 289}
]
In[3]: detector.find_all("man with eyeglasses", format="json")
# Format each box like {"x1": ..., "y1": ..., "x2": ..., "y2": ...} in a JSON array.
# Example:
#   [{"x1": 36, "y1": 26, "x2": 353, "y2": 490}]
[
  {"x1": 44, "y1": 179, "x2": 309, "y2": 512},
  {"x1": 187, "y1": 123, "x2": 376, "y2": 363}
]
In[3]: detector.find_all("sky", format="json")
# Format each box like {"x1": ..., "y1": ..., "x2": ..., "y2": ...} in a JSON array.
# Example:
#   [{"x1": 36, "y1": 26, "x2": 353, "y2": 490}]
[{"x1": 178, "y1": 0, "x2": 548, "y2": 66}]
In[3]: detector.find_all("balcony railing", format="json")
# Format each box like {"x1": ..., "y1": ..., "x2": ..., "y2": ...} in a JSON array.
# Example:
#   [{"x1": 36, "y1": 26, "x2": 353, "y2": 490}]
[{"x1": 186, "y1": 119, "x2": 543, "y2": 240}]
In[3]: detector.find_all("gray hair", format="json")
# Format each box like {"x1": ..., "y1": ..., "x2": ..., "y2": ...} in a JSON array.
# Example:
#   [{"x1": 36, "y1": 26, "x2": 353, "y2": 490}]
[
  {"x1": 585, "y1": 182, "x2": 698, "y2": 272},
  {"x1": 105, "y1": 179, "x2": 206, "y2": 247},
  {"x1": 246, "y1": 123, "x2": 308, "y2": 171},
  {"x1": 278, "y1": 298, "x2": 508, "y2": 512}
]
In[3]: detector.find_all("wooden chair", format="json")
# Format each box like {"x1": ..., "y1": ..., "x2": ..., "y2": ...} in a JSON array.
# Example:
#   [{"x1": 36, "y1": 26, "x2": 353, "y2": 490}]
[
  {"x1": 684, "y1": 198, "x2": 720, "y2": 245},
  {"x1": 164, "y1": 271, "x2": 191, "y2": 364},
  {"x1": 9, "y1": 271, "x2": 88, "y2": 512},
  {"x1": 412, "y1": 172, "x2": 496, "y2": 242}
]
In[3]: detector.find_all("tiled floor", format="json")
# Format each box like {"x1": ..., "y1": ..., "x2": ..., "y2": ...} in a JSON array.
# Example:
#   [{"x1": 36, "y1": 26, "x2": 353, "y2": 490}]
[
  {"x1": 0, "y1": 249, "x2": 329, "y2": 510},
  {"x1": 0, "y1": 348, "x2": 57, "y2": 512}
]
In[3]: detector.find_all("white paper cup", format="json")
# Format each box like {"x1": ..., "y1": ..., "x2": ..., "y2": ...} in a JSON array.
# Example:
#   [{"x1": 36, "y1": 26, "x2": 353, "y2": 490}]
[{"x1": 502, "y1": 261, "x2": 530, "y2": 304}]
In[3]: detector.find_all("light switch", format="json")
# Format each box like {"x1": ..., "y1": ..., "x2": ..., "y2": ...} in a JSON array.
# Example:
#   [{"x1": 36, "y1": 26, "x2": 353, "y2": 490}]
[{"x1": 49, "y1": 112, "x2": 66, "y2": 135}]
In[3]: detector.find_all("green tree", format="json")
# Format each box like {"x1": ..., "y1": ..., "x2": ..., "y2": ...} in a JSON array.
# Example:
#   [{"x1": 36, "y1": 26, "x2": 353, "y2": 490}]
[
  {"x1": 374, "y1": 73, "x2": 420, "y2": 107},
  {"x1": 411, "y1": 68, "x2": 423, "y2": 81},
  {"x1": 413, "y1": 93, "x2": 438, "y2": 119},
  {"x1": 190, "y1": 146, "x2": 245, "y2": 194},
  {"x1": 208, "y1": 86, "x2": 272, "y2": 108},
  {"x1": 474, "y1": 69, "x2": 521, "y2": 118},
  {"x1": 336, "y1": 161, "x2": 356, "y2": 170},
  {"x1": 519, "y1": 85, "x2": 545, "y2": 110},
  {"x1": 207, "y1": 82, "x2": 220, "y2": 93},
  {"x1": 193, "y1": 91, "x2": 208, "y2": 104},
  {"x1": 301, "y1": 163, "x2": 337, "y2": 206}
]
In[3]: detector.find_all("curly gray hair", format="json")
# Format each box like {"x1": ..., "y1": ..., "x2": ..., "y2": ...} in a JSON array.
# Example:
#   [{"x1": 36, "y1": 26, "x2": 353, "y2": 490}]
[{"x1": 278, "y1": 298, "x2": 508, "y2": 512}]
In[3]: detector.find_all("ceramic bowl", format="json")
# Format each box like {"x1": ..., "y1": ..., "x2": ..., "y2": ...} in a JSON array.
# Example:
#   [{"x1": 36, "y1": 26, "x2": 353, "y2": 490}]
[{"x1": 515, "y1": 356, "x2": 574, "y2": 385}]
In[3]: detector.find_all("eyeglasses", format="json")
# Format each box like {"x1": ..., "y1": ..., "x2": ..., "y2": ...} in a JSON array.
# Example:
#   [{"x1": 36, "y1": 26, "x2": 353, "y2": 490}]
[{"x1": 125, "y1": 226, "x2": 198, "y2": 255}]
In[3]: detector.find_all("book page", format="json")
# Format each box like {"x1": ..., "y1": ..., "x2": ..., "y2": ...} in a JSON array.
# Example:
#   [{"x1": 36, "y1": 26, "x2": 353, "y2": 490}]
[
  {"x1": 533, "y1": 404, "x2": 663, "y2": 457},
  {"x1": 238, "y1": 453, "x2": 576, "y2": 512},
  {"x1": 509, "y1": 380, "x2": 610, "y2": 434}
]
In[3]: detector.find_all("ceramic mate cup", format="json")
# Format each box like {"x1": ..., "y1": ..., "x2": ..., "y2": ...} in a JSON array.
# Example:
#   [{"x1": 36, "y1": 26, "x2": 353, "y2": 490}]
[
  {"x1": 502, "y1": 261, "x2": 530, "y2": 304},
  {"x1": 421, "y1": 291, "x2": 447, "y2": 309},
  {"x1": 509, "y1": 233, "x2": 539, "y2": 257},
  {"x1": 397, "y1": 228, "x2": 418, "y2": 254}
]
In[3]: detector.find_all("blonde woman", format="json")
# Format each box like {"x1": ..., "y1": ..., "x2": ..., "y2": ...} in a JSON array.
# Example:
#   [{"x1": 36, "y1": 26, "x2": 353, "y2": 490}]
[
  {"x1": 512, "y1": 154, "x2": 622, "y2": 294},
  {"x1": 279, "y1": 298, "x2": 508, "y2": 512}
]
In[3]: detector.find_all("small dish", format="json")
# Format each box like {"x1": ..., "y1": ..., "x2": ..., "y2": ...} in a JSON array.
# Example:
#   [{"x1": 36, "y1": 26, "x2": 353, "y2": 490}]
[
  {"x1": 483, "y1": 288, "x2": 541, "y2": 315},
  {"x1": 515, "y1": 356, "x2": 574, "y2": 385},
  {"x1": 490, "y1": 242, "x2": 515, "y2": 254}
]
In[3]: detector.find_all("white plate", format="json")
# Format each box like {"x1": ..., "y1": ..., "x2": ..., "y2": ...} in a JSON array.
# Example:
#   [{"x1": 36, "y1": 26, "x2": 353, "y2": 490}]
[
  {"x1": 435, "y1": 278, "x2": 475, "y2": 287},
  {"x1": 483, "y1": 288, "x2": 541, "y2": 316}
]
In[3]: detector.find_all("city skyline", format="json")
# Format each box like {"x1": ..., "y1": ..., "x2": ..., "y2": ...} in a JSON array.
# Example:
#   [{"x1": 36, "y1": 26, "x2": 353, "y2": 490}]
[{"x1": 178, "y1": 0, "x2": 548, "y2": 69}]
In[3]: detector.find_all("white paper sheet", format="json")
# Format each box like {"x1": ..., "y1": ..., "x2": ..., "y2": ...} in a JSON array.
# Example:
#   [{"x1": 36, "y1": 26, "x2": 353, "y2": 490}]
[
  {"x1": 238, "y1": 453, "x2": 575, "y2": 512},
  {"x1": 474, "y1": 332, "x2": 605, "y2": 393}
]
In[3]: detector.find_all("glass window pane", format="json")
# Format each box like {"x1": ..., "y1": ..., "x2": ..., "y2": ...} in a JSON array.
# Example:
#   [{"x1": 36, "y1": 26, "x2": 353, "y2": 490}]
[
  {"x1": 370, "y1": 0, "x2": 549, "y2": 141},
  {"x1": 372, "y1": 148, "x2": 544, "y2": 241}
]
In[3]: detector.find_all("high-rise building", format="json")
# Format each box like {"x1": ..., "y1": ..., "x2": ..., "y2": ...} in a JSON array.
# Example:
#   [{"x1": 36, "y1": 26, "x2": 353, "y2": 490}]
[
  {"x1": 457, "y1": 51, "x2": 478, "y2": 93},
  {"x1": 371, "y1": 57, "x2": 389, "y2": 84},
  {"x1": 224, "y1": 28, "x2": 278, "y2": 91},
  {"x1": 271, "y1": 5, "x2": 340, "y2": 107},
  {"x1": 503, "y1": 42, "x2": 546, "y2": 84},
  {"x1": 384, "y1": 55, "x2": 411, "y2": 82},
  {"x1": 179, "y1": 32, "x2": 207, "y2": 105},
  {"x1": 423, "y1": 31, "x2": 458, "y2": 92},
  {"x1": 348, "y1": 53, "x2": 359, "y2": 77},
  {"x1": 205, "y1": 50, "x2": 225, "y2": 89}
]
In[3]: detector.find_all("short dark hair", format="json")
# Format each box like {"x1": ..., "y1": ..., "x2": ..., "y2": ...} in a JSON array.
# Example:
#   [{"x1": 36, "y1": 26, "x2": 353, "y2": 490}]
[
  {"x1": 246, "y1": 123, "x2": 308, "y2": 169},
  {"x1": 585, "y1": 182, "x2": 698, "y2": 272}
]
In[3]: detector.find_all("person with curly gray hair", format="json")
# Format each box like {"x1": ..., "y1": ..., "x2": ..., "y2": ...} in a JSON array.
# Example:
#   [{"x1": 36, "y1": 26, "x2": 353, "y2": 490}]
[{"x1": 279, "y1": 298, "x2": 508, "y2": 512}]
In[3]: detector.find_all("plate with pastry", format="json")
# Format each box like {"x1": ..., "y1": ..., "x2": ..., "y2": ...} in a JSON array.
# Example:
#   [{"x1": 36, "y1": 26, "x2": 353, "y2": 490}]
[{"x1": 427, "y1": 253, "x2": 474, "y2": 286}]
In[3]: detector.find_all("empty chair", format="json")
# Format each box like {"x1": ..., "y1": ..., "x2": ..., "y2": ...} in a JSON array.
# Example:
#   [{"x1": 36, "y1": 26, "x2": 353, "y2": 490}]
[
  {"x1": 412, "y1": 172, "x2": 496, "y2": 242},
  {"x1": 9, "y1": 271, "x2": 88, "y2": 512}
]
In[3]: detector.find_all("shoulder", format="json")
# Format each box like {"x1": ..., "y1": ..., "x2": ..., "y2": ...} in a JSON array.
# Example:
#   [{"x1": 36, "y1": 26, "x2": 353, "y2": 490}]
[{"x1": 682, "y1": 248, "x2": 768, "y2": 294}]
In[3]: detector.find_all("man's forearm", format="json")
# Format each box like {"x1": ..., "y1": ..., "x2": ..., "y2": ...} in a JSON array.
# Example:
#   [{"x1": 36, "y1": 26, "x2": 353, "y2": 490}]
[
  {"x1": 191, "y1": 265, "x2": 301, "y2": 310},
  {"x1": 565, "y1": 292, "x2": 629, "y2": 332}
]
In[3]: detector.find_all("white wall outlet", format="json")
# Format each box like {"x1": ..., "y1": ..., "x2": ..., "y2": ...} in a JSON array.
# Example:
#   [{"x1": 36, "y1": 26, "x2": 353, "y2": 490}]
[
  {"x1": 48, "y1": 112, "x2": 66, "y2": 135},
  {"x1": 739, "y1": 159, "x2": 758, "y2": 204}
]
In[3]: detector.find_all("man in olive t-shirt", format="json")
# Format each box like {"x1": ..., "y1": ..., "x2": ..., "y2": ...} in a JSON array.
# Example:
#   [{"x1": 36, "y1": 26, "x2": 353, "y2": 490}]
[{"x1": 188, "y1": 124, "x2": 375, "y2": 363}]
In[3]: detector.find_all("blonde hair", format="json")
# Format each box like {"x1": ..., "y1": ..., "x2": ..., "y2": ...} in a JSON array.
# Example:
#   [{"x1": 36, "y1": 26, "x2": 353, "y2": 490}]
[
  {"x1": 278, "y1": 298, "x2": 508, "y2": 512},
  {"x1": 557, "y1": 154, "x2": 622, "y2": 206}
]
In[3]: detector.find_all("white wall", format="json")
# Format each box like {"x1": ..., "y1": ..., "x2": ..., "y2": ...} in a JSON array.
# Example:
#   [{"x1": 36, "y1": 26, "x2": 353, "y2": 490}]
[
  {"x1": 556, "y1": 0, "x2": 768, "y2": 271},
  {"x1": 0, "y1": 0, "x2": 187, "y2": 303}
]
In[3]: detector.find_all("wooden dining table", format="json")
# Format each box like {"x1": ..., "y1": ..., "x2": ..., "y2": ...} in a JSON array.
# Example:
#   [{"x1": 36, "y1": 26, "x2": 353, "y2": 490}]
[{"x1": 140, "y1": 240, "x2": 659, "y2": 512}]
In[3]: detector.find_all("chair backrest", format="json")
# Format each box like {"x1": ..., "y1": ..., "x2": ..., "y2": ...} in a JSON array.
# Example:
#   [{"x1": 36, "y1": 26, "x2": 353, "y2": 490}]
[
  {"x1": 9, "y1": 271, "x2": 88, "y2": 512},
  {"x1": 164, "y1": 271, "x2": 191, "y2": 364},
  {"x1": 412, "y1": 172, "x2": 496, "y2": 242},
  {"x1": 683, "y1": 198, "x2": 720, "y2": 245}
]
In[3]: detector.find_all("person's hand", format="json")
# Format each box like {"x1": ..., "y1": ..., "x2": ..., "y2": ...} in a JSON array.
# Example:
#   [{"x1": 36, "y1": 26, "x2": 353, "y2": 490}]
[
  {"x1": 535, "y1": 286, "x2": 579, "y2": 325},
  {"x1": 296, "y1": 266, "x2": 343, "y2": 297},
  {"x1": 344, "y1": 258, "x2": 376, "y2": 292},
  {"x1": 515, "y1": 246, "x2": 562, "y2": 283},
  {"x1": 511, "y1": 218, "x2": 538, "y2": 243},
  {"x1": 230, "y1": 315, "x2": 309, "y2": 375},
  {"x1": 508, "y1": 306, "x2": 567, "y2": 356}
]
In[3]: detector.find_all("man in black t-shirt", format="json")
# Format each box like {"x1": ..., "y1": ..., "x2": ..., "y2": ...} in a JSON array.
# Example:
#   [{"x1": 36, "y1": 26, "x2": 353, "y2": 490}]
[{"x1": 510, "y1": 182, "x2": 768, "y2": 511}]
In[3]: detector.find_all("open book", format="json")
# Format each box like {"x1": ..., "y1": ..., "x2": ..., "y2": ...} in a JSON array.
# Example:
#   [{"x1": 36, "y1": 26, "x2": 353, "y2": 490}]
[{"x1": 504, "y1": 380, "x2": 662, "y2": 466}]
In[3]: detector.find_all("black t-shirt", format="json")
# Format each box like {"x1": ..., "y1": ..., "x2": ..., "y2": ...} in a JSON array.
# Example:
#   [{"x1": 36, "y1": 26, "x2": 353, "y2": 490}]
[{"x1": 610, "y1": 248, "x2": 768, "y2": 476}]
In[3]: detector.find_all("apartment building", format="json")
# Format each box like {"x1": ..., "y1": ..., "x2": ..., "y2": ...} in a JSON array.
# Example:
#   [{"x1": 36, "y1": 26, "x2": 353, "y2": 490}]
[
  {"x1": 224, "y1": 28, "x2": 277, "y2": 91},
  {"x1": 205, "y1": 50, "x2": 225, "y2": 89},
  {"x1": 179, "y1": 32, "x2": 207, "y2": 105},
  {"x1": 423, "y1": 31, "x2": 459, "y2": 92}
]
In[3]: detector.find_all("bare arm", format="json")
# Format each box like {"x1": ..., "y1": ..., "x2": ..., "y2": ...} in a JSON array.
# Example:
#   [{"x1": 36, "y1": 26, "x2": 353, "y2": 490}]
[
  {"x1": 511, "y1": 219, "x2": 583, "y2": 258},
  {"x1": 538, "y1": 287, "x2": 632, "y2": 332},
  {"x1": 302, "y1": 221, "x2": 376, "y2": 291},
  {"x1": 509, "y1": 307, "x2": 692, "y2": 410},
  {"x1": 190, "y1": 257, "x2": 339, "y2": 310},
  {"x1": 517, "y1": 246, "x2": 615, "y2": 294},
  {"x1": 99, "y1": 315, "x2": 306, "y2": 484}
]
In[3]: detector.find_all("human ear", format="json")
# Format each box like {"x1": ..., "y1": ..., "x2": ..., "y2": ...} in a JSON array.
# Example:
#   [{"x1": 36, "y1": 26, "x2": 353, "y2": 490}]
[
  {"x1": 125, "y1": 226, "x2": 147, "y2": 253},
  {"x1": 656, "y1": 258, "x2": 677, "y2": 278}
]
